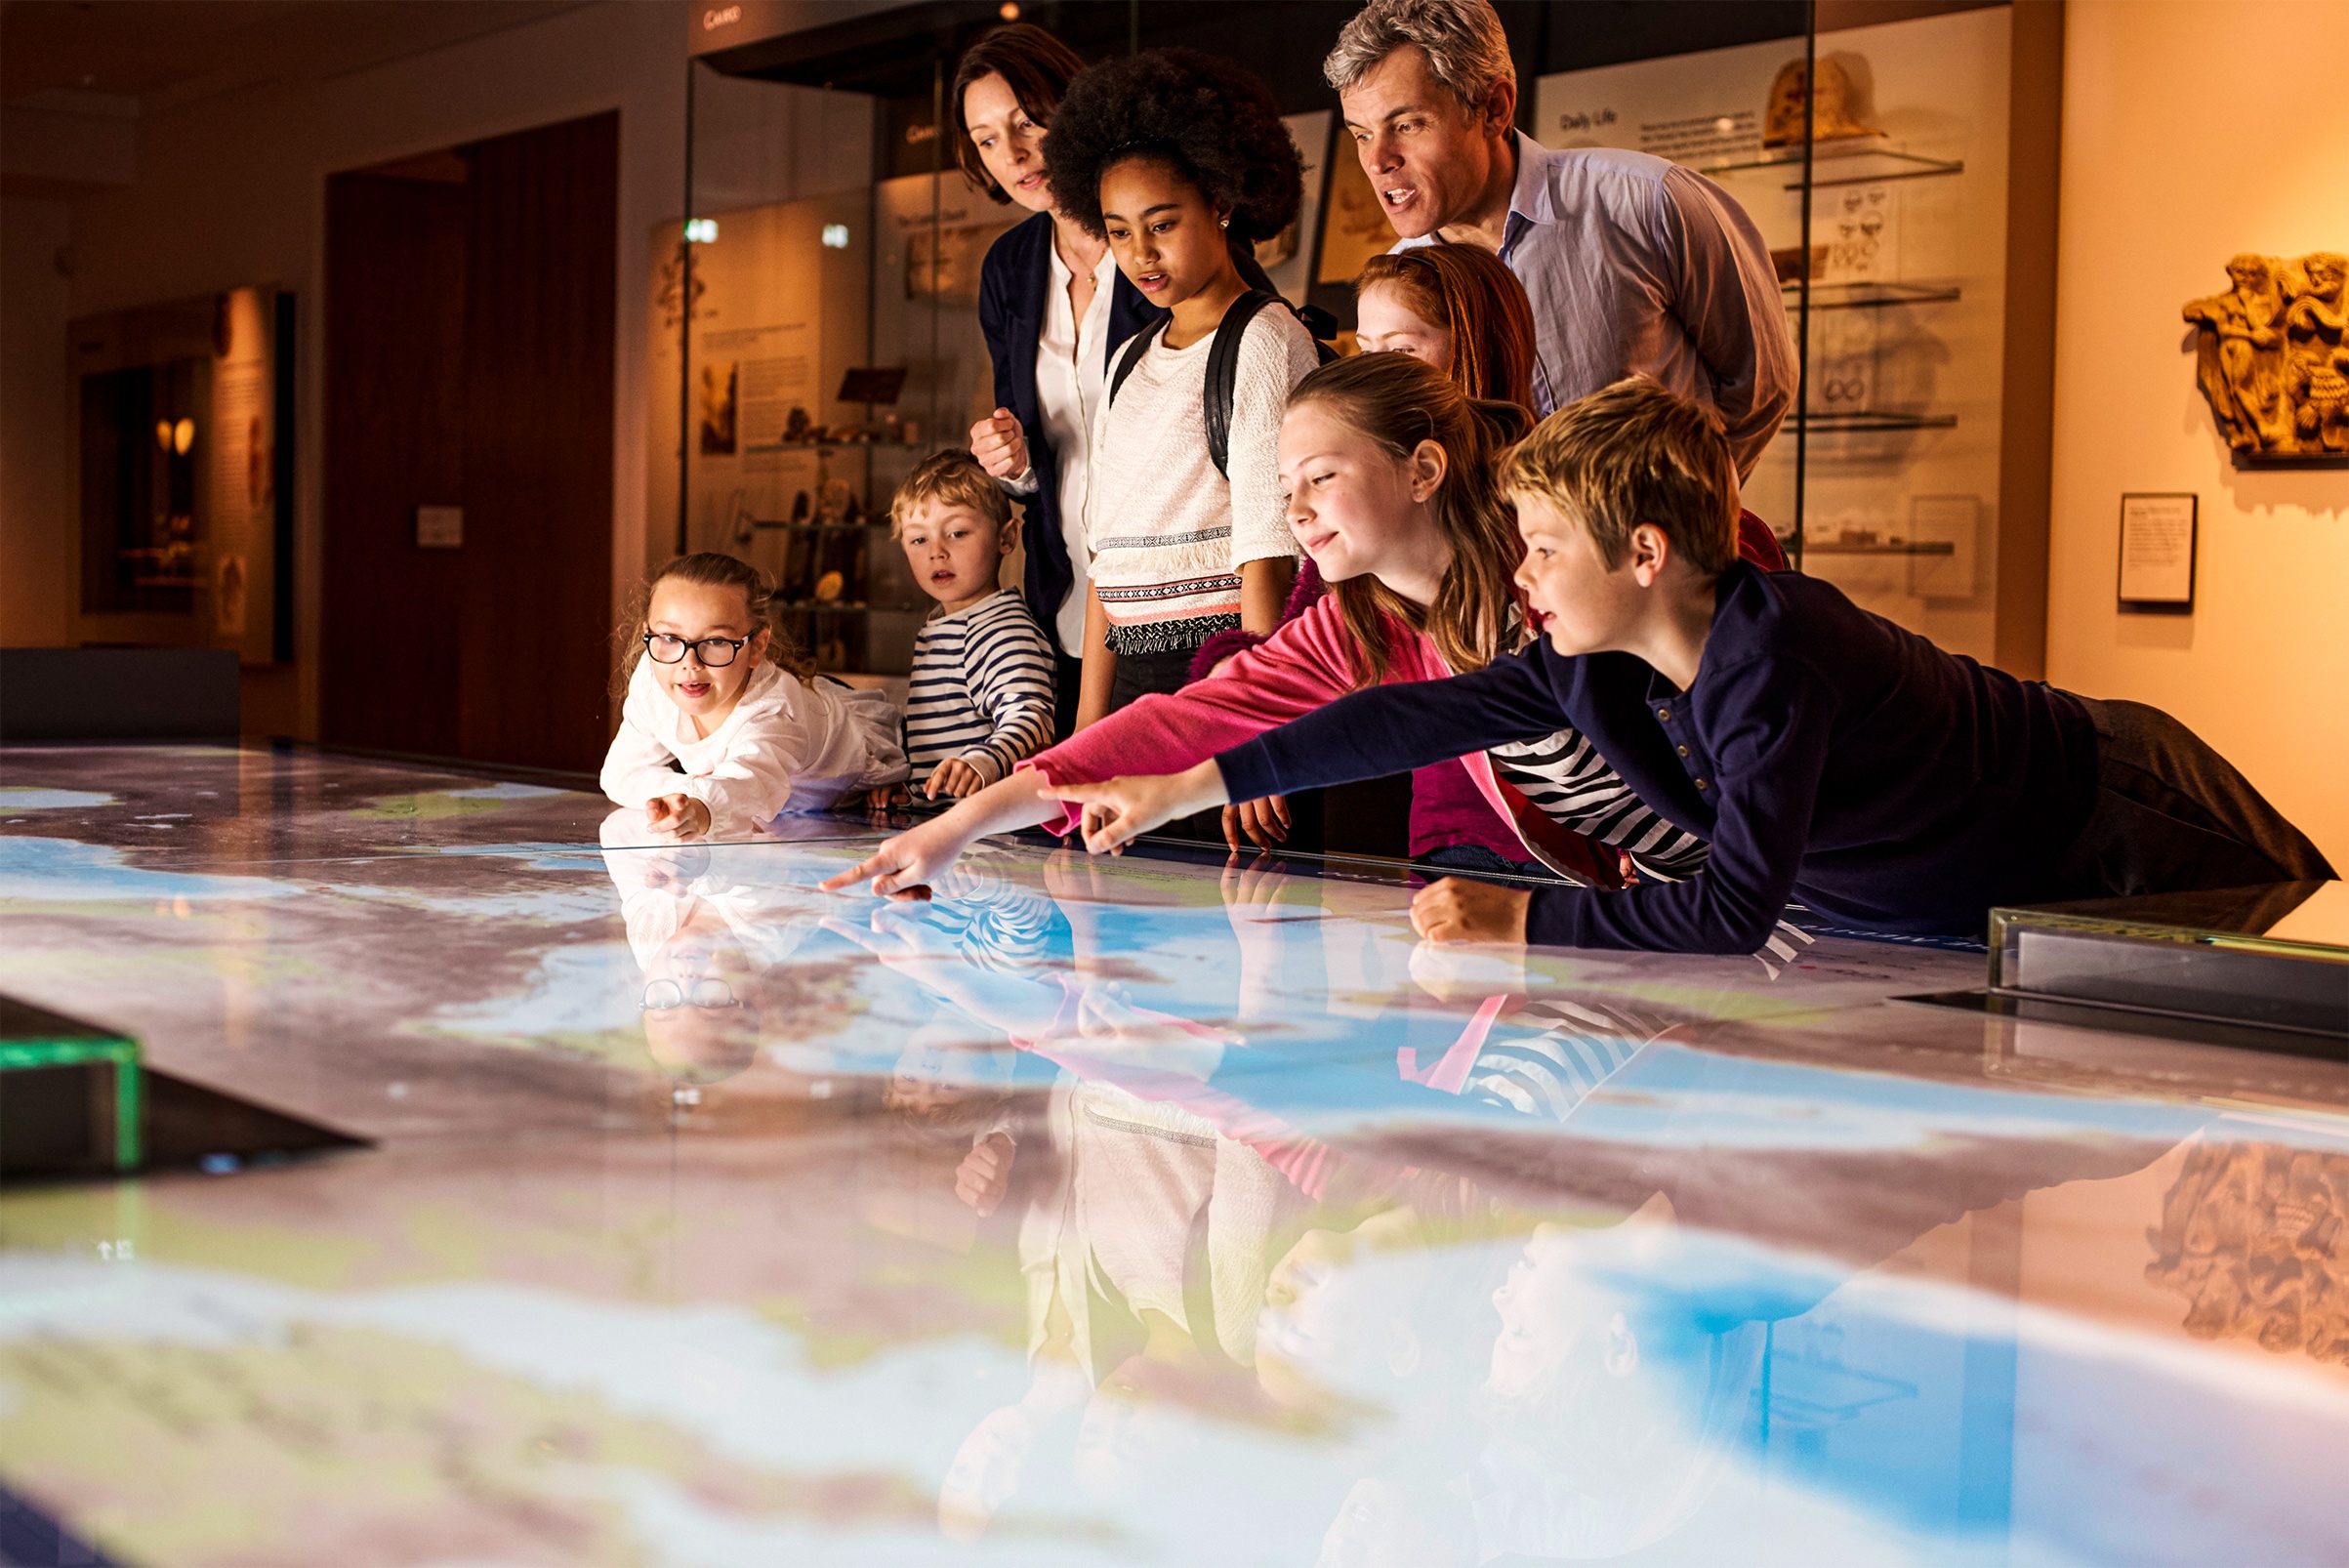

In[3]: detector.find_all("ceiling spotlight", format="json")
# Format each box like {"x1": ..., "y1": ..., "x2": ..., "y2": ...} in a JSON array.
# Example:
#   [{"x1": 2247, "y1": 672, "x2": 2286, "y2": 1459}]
[
  {"x1": 173, "y1": 418, "x2": 195, "y2": 455},
  {"x1": 999, "y1": 2, "x2": 1019, "y2": 18}
]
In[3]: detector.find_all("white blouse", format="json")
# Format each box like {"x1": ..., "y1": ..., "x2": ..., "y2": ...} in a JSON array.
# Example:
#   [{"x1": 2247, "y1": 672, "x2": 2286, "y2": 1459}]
[
  {"x1": 1081, "y1": 306, "x2": 1316, "y2": 649},
  {"x1": 599, "y1": 658, "x2": 905, "y2": 828},
  {"x1": 1010, "y1": 242, "x2": 1119, "y2": 652}
]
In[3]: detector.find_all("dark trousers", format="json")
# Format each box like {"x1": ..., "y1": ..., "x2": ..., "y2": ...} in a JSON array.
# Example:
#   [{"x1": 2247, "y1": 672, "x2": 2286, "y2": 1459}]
[
  {"x1": 1106, "y1": 646, "x2": 1261, "y2": 847},
  {"x1": 2052, "y1": 696, "x2": 2334, "y2": 899},
  {"x1": 1105, "y1": 645, "x2": 1199, "y2": 710},
  {"x1": 1051, "y1": 651, "x2": 1083, "y2": 744}
]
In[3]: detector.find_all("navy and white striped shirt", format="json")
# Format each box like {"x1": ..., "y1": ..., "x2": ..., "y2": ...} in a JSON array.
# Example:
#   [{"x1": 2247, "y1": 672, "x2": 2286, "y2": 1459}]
[
  {"x1": 905, "y1": 591, "x2": 1056, "y2": 785},
  {"x1": 1463, "y1": 997, "x2": 1654, "y2": 1122},
  {"x1": 1490, "y1": 728, "x2": 1710, "y2": 883}
]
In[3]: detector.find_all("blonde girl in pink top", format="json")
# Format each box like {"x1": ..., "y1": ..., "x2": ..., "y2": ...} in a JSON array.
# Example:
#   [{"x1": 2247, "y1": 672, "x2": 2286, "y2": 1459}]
[
  {"x1": 825, "y1": 351, "x2": 1795, "y2": 925},
  {"x1": 822, "y1": 353, "x2": 1635, "y2": 893}
]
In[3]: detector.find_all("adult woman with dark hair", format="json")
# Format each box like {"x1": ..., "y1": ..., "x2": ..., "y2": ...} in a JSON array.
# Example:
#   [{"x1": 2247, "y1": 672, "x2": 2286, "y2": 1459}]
[{"x1": 955, "y1": 24, "x2": 1280, "y2": 739}]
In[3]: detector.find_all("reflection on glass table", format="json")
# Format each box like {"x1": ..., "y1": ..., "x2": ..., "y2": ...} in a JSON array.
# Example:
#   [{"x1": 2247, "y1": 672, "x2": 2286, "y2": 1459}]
[{"x1": 3, "y1": 743, "x2": 2347, "y2": 1567}]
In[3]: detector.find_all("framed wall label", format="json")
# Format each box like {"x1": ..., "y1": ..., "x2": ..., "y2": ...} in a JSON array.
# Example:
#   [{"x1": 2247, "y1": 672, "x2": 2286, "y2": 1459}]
[
  {"x1": 415, "y1": 505, "x2": 464, "y2": 550},
  {"x1": 2118, "y1": 493, "x2": 2196, "y2": 613}
]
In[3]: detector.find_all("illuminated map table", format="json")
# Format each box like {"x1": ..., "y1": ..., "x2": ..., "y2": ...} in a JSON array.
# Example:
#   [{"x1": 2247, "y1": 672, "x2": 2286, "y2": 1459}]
[{"x1": 2, "y1": 744, "x2": 2344, "y2": 1567}]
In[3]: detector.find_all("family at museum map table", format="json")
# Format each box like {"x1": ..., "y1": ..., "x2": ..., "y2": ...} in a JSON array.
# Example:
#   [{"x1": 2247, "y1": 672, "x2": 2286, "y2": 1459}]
[{"x1": 597, "y1": 0, "x2": 2330, "y2": 954}]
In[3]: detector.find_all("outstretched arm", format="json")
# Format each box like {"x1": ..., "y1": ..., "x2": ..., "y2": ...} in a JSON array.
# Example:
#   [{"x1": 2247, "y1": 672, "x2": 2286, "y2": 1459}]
[
  {"x1": 1216, "y1": 645, "x2": 1569, "y2": 802},
  {"x1": 818, "y1": 770, "x2": 1063, "y2": 896},
  {"x1": 1048, "y1": 650, "x2": 1567, "y2": 855},
  {"x1": 1051, "y1": 761, "x2": 1231, "y2": 853}
]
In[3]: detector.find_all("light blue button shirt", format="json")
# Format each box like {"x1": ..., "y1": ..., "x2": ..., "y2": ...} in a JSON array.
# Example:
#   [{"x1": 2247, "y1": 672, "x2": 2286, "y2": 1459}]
[{"x1": 1399, "y1": 133, "x2": 1796, "y2": 476}]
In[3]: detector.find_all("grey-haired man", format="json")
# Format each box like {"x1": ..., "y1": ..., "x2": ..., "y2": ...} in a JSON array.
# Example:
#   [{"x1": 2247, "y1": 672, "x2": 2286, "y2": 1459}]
[{"x1": 1330, "y1": 0, "x2": 1795, "y2": 477}]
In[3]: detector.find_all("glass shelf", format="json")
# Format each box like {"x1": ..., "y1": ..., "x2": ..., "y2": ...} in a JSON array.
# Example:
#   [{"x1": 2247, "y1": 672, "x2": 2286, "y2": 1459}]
[
  {"x1": 1790, "y1": 411, "x2": 1960, "y2": 433},
  {"x1": 1969, "y1": 882, "x2": 2349, "y2": 1045},
  {"x1": 1803, "y1": 539, "x2": 1958, "y2": 557},
  {"x1": 1784, "y1": 280, "x2": 1963, "y2": 311},
  {"x1": 739, "y1": 438, "x2": 932, "y2": 455},
  {"x1": 1789, "y1": 150, "x2": 1963, "y2": 189},
  {"x1": 1700, "y1": 140, "x2": 1963, "y2": 189}
]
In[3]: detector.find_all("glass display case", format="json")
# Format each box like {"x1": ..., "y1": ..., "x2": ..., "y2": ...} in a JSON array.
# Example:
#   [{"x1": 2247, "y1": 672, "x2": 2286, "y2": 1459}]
[
  {"x1": 68, "y1": 285, "x2": 294, "y2": 665},
  {"x1": 1532, "y1": 2, "x2": 2026, "y2": 663},
  {"x1": 669, "y1": 1, "x2": 2039, "y2": 680}
]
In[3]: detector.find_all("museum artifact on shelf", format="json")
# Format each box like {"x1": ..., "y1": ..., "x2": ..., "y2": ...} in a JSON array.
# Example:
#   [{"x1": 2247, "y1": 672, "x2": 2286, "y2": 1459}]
[
  {"x1": 1762, "y1": 57, "x2": 1882, "y2": 147},
  {"x1": 2183, "y1": 250, "x2": 2349, "y2": 463}
]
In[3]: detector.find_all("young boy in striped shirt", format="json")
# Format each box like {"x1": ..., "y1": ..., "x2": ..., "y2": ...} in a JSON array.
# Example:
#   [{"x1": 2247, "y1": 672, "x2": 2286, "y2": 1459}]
[{"x1": 893, "y1": 451, "x2": 1057, "y2": 799}]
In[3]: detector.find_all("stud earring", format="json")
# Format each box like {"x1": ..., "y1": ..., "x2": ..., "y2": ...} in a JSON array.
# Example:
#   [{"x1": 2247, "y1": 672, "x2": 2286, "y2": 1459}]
[{"x1": 1218, "y1": 216, "x2": 1229, "y2": 228}]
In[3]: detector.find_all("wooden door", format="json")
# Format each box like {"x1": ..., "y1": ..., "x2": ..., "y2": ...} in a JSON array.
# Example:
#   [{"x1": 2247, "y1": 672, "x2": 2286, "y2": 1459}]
[
  {"x1": 320, "y1": 170, "x2": 467, "y2": 757},
  {"x1": 321, "y1": 110, "x2": 615, "y2": 772},
  {"x1": 456, "y1": 110, "x2": 618, "y2": 772}
]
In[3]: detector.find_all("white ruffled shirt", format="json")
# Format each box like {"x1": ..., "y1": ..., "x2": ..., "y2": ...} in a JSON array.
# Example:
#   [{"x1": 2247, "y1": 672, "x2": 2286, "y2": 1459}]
[{"x1": 600, "y1": 658, "x2": 906, "y2": 828}]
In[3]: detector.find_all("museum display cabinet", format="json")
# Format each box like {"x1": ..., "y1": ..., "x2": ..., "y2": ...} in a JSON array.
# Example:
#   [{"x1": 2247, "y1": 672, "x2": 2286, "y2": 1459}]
[
  {"x1": 669, "y1": 1, "x2": 2045, "y2": 680},
  {"x1": 1530, "y1": 1, "x2": 2037, "y2": 664},
  {"x1": 66, "y1": 286, "x2": 295, "y2": 667}
]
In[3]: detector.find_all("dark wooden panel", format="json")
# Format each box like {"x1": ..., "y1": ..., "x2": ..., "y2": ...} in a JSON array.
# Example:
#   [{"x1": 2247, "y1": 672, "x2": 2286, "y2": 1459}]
[
  {"x1": 321, "y1": 171, "x2": 467, "y2": 756},
  {"x1": 0, "y1": 648, "x2": 237, "y2": 740},
  {"x1": 457, "y1": 110, "x2": 618, "y2": 771},
  {"x1": 1994, "y1": 0, "x2": 2063, "y2": 681}
]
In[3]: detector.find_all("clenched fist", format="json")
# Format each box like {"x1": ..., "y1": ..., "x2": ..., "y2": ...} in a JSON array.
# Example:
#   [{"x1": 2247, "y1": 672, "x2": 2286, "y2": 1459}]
[
  {"x1": 1409, "y1": 877, "x2": 1531, "y2": 945},
  {"x1": 968, "y1": 408, "x2": 1029, "y2": 481}
]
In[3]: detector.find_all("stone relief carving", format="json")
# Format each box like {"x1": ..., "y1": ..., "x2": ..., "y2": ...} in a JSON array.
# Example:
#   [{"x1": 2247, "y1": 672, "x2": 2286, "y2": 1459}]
[
  {"x1": 2146, "y1": 1142, "x2": 2349, "y2": 1366},
  {"x1": 2183, "y1": 251, "x2": 2349, "y2": 461}
]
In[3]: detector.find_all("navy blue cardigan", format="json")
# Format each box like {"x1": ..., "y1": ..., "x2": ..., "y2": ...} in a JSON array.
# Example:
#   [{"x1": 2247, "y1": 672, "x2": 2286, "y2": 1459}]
[
  {"x1": 976, "y1": 212, "x2": 1282, "y2": 654},
  {"x1": 1217, "y1": 561, "x2": 2104, "y2": 952}
]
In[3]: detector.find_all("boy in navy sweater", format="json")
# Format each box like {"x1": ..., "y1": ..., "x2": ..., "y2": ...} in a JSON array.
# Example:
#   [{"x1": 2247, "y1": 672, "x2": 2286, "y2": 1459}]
[{"x1": 1048, "y1": 379, "x2": 2331, "y2": 952}]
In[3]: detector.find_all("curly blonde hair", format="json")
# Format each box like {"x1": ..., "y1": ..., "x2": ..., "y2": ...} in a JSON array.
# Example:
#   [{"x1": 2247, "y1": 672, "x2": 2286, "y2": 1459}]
[
  {"x1": 1500, "y1": 379, "x2": 1739, "y2": 576},
  {"x1": 889, "y1": 449, "x2": 1013, "y2": 541}
]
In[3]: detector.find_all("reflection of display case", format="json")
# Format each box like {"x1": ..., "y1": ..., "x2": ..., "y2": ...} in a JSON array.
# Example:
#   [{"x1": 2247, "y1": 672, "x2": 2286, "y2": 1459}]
[{"x1": 69, "y1": 286, "x2": 294, "y2": 665}]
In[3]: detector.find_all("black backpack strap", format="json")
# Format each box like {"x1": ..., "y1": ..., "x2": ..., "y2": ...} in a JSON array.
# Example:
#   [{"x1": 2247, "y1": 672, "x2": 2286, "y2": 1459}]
[
  {"x1": 1107, "y1": 317, "x2": 1169, "y2": 407},
  {"x1": 1204, "y1": 290, "x2": 1282, "y2": 479}
]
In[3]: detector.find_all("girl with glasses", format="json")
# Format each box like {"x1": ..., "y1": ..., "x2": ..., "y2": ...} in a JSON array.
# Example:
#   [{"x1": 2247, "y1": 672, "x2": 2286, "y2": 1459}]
[{"x1": 601, "y1": 553, "x2": 908, "y2": 839}]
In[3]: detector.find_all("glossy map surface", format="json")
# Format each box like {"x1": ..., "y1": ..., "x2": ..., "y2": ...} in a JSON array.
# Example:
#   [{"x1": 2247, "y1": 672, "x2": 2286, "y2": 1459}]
[{"x1": 2, "y1": 743, "x2": 2345, "y2": 1567}]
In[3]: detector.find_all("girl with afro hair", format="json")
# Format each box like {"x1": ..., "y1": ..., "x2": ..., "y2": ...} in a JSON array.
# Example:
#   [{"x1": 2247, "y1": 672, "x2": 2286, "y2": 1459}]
[
  {"x1": 1041, "y1": 48, "x2": 1320, "y2": 728},
  {"x1": 958, "y1": 24, "x2": 1277, "y2": 740}
]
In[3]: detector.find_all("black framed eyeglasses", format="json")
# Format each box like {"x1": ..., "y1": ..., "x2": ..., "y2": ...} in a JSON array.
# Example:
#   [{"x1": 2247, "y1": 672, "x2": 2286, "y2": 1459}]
[
  {"x1": 640, "y1": 978, "x2": 740, "y2": 1011},
  {"x1": 644, "y1": 633, "x2": 750, "y2": 668}
]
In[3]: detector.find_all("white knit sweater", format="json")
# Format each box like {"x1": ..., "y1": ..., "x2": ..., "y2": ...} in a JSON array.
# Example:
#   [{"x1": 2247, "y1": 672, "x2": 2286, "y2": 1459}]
[{"x1": 1083, "y1": 305, "x2": 1317, "y2": 656}]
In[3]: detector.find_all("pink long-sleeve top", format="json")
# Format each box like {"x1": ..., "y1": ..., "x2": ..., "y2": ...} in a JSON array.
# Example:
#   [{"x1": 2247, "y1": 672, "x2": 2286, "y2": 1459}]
[
  {"x1": 1018, "y1": 516, "x2": 1792, "y2": 878},
  {"x1": 1021, "y1": 594, "x2": 1533, "y2": 862}
]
